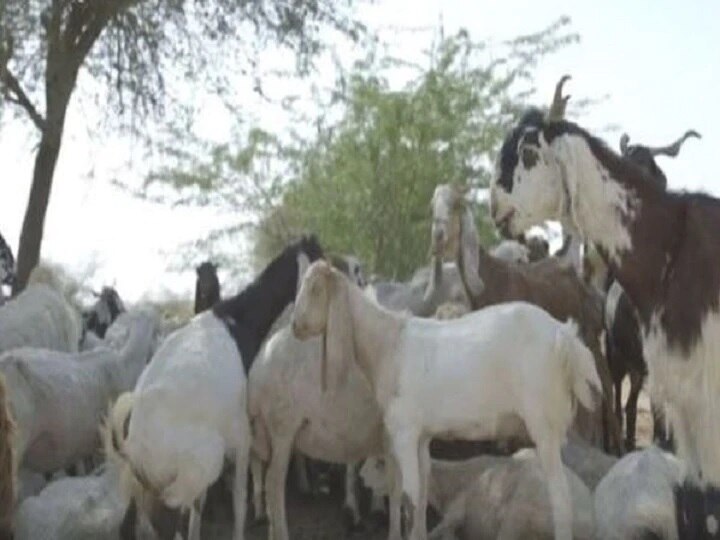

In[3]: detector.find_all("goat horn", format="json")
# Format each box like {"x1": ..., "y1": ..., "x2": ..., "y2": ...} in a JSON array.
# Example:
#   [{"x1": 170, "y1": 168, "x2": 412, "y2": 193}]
[
  {"x1": 619, "y1": 133, "x2": 630, "y2": 156},
  {"x1": 547, "y1": 75, "x2": 571, "y2": 122},
  {"x1": 648, "y1": 129, "x2": 702, "y2": 158}
]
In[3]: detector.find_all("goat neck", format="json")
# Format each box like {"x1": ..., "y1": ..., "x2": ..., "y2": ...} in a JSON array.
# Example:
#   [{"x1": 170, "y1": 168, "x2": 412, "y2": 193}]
[{"x1": 341, "y1": 278, "x2": 405, "y2": 406}]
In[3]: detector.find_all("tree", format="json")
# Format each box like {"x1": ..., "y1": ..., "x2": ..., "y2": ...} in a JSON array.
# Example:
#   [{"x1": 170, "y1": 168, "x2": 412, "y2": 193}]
[
  {"x1": 147, "y1": 17, "x2": 583, "y2": 279},
  {"x1": 259, "y1": 19, "x2": 591, "y2": 278},
  {"x1": 0, "y1": 0, "x2": 363, "y2": 293}
]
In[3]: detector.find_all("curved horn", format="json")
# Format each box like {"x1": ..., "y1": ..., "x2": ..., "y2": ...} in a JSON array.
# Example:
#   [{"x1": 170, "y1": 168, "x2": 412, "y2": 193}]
[
  {"x1": 648, "y1": 130, "x2": 702, "y2": 158},
  {"x1": 619, "y1": 133, "x2": 630, "y2": 156},
  {"x1": 547, "y1": 75, "x2": 571, "y2": 122}
]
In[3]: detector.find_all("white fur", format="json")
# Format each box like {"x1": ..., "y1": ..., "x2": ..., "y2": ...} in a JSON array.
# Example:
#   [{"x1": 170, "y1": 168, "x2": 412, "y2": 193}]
[
  {"x1": 14, "y1": 465, "x2": 128, "y2": 540},
  {"x1": 432, "y1": 182, "x2": 622, "y2": 452},
  {"x1": 604, "y1": 280, "x2": 624, "y2": 331},
  {"x1": 292, "y1": 261, "x2": 602, "y2": 540},
  {"x1": 645, "y1": 309, "x2": 720, "y2": 482},
  {"x1": 490, "y1": 240, "x2": 530, "y2": 263},
  {"x1": 366, "y1": 261, "x2": 471, "y2": 317},
  {"x1": 0, "y1": 308, "x2": 157, "y2": 477},
  {"x1": 361, "y1": 452, "x2": 594, "y2": 540},
  {"x1": 561, "y1": 433, "x2": 618, "y2": 491},
  {"x1": 0, "y1": 284, "x2": 82, "y2": 354},
  {"x1": 493, "y1": 126, "x2": 720, "y2": 485},
  {"x1": 594, "y1": 447, "x2": 681, "y2": 540},
  {"x1": 107, "y1": 310, "x2": 251, "y2": 540},
  {"x1": 248, "y1": 255, "x2": 398, "y2": 540},
  {"x1": 492, "y1": 134, "x2": 639, "y2": 265},
  {"x1": 248, "y1": 324, "x2": 390, "y2": 540}
]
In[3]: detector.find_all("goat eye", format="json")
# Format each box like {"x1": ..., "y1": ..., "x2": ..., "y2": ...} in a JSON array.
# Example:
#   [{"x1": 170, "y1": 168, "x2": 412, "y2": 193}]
[{"x1": 521, "y1": 147, "x2": 538, "y2": 169}]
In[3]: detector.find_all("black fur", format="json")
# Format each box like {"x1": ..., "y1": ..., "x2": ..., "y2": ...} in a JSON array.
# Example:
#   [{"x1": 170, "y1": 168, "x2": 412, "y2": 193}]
[
  {"x1": 675, "y1": 481, "x2": 720, "y2": 539},
  {"x1": 212, "y1": 235, "x2": 323, "y2": 374}
]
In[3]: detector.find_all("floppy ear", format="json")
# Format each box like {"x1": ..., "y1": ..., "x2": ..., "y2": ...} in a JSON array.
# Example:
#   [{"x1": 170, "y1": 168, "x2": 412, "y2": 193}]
[
  {"x1": 457, "y1": 204, "x2": 485, "y2": 298},
  {"x1": 321, "y1": 271, "x2": 351, "y2": 393}
]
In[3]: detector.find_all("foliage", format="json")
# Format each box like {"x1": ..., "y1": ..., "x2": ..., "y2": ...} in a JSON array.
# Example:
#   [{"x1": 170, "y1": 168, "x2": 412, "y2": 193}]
[
  {"x1": 0, "y1": 0, "x2": 365, "y2": 132},
  {"x1": 146, "y1": 17, "x2": 583, "y2": 279}
]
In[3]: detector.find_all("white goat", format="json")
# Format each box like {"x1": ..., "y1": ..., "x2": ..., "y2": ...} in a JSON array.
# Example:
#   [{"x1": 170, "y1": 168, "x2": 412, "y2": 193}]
[
  {"x1": 14, "y1": 465, "x2": 128, "y2": 540},
  {"x1": 292, "y1": 260, "x2": 601, "y2": 540},
  {"x1": 248, "y1": 254, "x2": 392, "y2": 539},
  {"x1": 594, "y1": 447, "x2": 681, "y2": 540},
  {"x1": 104, "y1": 311, "x2": 250, "y2": 540},
  {"x1": 490, "y1": 239, "x2": 530, "y2": 263},
  {"x1": 361, "y1": 451, "x2": 594, "y2": 540},
  {"x1": 560, "y1": 432, "x2": 618, "y2": 491},
  {"x1": 0, "y1": 308, "x2": 158, "y2": 526},
  {"x1": 0, "y1": 264, "x2": 83, "y2": 354},
  {"x1": 249, "y1": 325, "x2": 388, "y2": 540}
]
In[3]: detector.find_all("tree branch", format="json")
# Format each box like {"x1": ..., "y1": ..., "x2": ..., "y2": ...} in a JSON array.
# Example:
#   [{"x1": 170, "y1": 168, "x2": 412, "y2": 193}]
[
  {"x1": 0, "y1": 67, "x2": 46, "y2": 132},
  {"x1": 70, "y1": 0, "x2": 139, "y2": 67}
]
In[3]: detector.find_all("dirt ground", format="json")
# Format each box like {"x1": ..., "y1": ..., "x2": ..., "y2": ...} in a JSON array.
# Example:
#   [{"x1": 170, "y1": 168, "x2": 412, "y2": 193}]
[
  {"x1": 201, "y1": 381, "x2": 655, "y2": 540},
  {"x1": 202, "y1": 483, "x2": 388, "y2": 540}
]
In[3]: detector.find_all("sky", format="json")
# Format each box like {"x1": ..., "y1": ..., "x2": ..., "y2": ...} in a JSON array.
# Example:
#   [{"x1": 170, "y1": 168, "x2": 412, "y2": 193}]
[{"x1": 1, "y1": 0, "x2": 718, "y2": 303}]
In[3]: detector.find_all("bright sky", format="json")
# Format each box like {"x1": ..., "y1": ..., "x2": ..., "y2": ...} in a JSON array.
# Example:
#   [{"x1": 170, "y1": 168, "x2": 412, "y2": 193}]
[{"x1": 1, "y1": 0, "x2": 718, "y2": 303}]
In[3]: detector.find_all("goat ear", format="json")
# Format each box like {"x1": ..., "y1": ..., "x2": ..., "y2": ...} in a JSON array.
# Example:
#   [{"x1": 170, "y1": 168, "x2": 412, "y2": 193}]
[
  {"x1": 322, "y1": 273, "x2": 350, "y2": 393},
  {"x1": 457, "y1": 205, "x2": 485, "y2": 298}
]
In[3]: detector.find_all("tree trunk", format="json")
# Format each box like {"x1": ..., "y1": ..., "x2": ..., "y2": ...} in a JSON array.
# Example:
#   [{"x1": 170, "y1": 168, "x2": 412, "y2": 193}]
[{"x1": 13, "y1": 84, "x2": 73, "y2": 294}]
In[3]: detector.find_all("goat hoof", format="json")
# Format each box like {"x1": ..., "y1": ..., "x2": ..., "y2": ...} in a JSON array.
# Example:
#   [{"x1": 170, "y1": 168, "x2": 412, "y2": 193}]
[{"x1": 342, "y1": 506, "x2": 363, "y2": 535}]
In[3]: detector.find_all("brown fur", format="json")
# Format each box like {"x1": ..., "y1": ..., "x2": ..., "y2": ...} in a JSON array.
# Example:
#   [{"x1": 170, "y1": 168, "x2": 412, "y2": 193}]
[
  {"x1": 449, "y1": 199, "x2": 623, "y2": 454},
  {"x1": 549, "y1": 121, "x2": 720, "y2": 354},
  {"x1": 0, "y1": 373, "x2": 16, "y2": 538}
]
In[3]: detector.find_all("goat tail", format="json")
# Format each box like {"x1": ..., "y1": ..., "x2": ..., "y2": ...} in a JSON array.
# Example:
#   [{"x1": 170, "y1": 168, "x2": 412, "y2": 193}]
[
  {"x1": 101, "y1": 392, "x2": 139, "y2": 501},
  {"x1": 0, "y1": 372, "x2": 16, "y2": 536},
  {"x1": 558, "y1": 319, "x2": 602, "y2": 412}
]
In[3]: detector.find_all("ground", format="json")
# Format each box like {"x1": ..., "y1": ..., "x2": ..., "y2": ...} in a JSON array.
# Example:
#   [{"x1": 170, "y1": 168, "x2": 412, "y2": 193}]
[{"x1": 199, "y1": 382, "x2": 656, "y2": 539}]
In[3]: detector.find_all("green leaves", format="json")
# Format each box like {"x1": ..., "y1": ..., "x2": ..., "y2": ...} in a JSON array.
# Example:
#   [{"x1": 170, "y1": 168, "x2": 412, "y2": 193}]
[{"x1": 148, "y1": 17, "x2": 584, "y2": 280}]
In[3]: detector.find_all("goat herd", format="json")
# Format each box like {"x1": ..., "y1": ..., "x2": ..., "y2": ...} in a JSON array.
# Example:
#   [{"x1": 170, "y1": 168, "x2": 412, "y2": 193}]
[{"x1": 0, "y1": 76, "x2": 716, "y2": 540}]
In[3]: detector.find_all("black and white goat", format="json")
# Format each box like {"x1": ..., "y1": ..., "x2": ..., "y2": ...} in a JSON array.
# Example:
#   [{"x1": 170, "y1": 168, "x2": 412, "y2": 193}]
[{"x1": 491, "y1": 76, "x2": 719, "y2": 539}]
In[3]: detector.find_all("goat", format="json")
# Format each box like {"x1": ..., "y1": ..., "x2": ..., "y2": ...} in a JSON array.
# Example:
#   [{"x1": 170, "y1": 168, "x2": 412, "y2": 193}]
[
  {"x1": 595, "y1": 129, "x2": 699, "y2": 450},
  {"x1": 82, "y1": 286, "x2": 126, "y2": 340},
  {"x1": 0, "y1": 264, "x2": 83, "y2": 354},
  {"x1": 292, "y1": 260, "x2": 601, "y2": 540},
  {"x1": 360, "y1": 451, "x2": 594, "y2": 540},
  {"x1": 491, "y1": 75, "x2": 720, "y2": 538},
  {"x1": 430, "y1": 182, "x2": 623, "y2": 454},
  {"x1": 104, "y1": 235, "x2": 324, "y2": 540},
  {"x1": 194, "y1": 261, "x2": 220, "y2": 314},
  {"x1": 13, "y1": 464, "x2": 129, "y2": 540},
  {"x1": 0, "y1": 308, "x2": 158, "y2": 535},
  {"x1": 619, "y1": 129, "x2": 701, "y2": 191},
  {"x1": 594, "y1": 447, "x2": 681, "y2": 540},
  {"x1": 248, "y1": 254, "x2": 390, "y2": 540},
  {"x1": 489, "y1": 239, "x2": 530, "y2": 263},
  {"x1": 366, "y1": 256, "x2": 470, "y2": 317}
]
